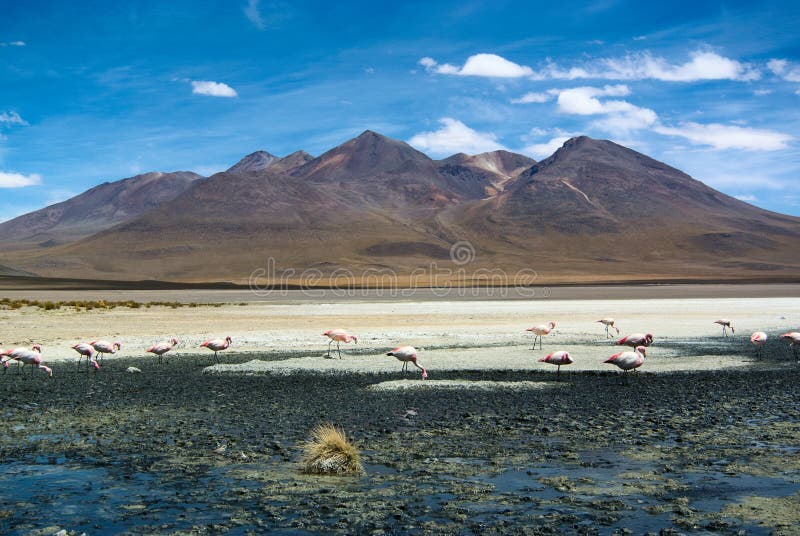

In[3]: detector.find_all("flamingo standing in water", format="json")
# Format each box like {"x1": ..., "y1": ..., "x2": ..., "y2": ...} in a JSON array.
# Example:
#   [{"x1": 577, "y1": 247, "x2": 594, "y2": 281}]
[
  {"x1": 90, "y1": 340, "x2": 121, "y2": 364},
  {"x1": 526, "y1": 321, "x2": 555, "y2": 350},
  {"x1": 4, "y1": 348, "x2": 52, "y2": 377},
  {"x1": 750, "y1": 332, "x2": 768, "y2": 359},
  {"x1": 200, "y1": 336, "x2": 231, "y2": 362},
  {"x1": 597, "y1": 318, "x2": 620, "y2": 338},
  {"x1": 322, "y1": 329, "x2": 357, "y2": 359},
  {"x1": 780, "y1": 332, "x2": 800, "y2": 361},
  {"x1": 1, "y1": 344, "x2": 42, "y2": 373},
  {"x1": 72, "y1": 342, "x2": 96, "y2": 369},
  {"x1": 146, "y1": 338, "x2": 179, "y2": 364},
  {"x1": 604, "y1": 346, "x2": 647, "y2": 382},
  {"x1": 538, "y1": 350, "x2": 573, "y2": 376},
  {"x1": 616, "y1": 333, "x2": 653, "y2": 348},
  {"x1": 386, "y1": 346, "x2": 428, "y2": 379},
  {"x1": 714, "y1": 319, "x2": 735, "y2": 337}
]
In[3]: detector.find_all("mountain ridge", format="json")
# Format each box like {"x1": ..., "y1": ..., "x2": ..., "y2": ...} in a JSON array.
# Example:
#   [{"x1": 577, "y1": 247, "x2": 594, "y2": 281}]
[{"x1": 0, "y1": 132, "x2": 797, "y2": 284}]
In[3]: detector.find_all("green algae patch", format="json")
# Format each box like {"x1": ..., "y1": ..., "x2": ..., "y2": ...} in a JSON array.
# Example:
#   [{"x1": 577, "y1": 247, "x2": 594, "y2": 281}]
[{"x1": 722, "y1": 493, "x2": 800, "y2": 535}]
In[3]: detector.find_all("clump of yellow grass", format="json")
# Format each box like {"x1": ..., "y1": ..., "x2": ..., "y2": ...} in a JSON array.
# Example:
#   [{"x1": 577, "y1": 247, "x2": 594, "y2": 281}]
[{"x1": 301, "y1": 424, "x2": 364, "y2": 476}]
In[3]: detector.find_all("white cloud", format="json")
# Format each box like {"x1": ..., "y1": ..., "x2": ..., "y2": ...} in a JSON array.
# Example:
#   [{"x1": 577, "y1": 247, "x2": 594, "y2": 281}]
[
  {"x1": 510, "y1": 92, "x2": 552, "y2": 104},
  {"x1": 408, "y1": 118, "x2": 506, "y2": 156},
  {"x1": 190, "y1": 80, "x2": 238, "y2": 97},
  {"x1": 551, "y1": 85, "x2": 658, "y2": 133},
  {"x1": 753, "y1": 89, "x2": 772, "y2": 96},
  {"x1": 244, "y1": 0, "x2": 265, "y2": 30},
  {"x1": 0, "y1": 111, "x2": 27, "y2": 126},
  {"x1": 767, "y1": 58, "x2": 800, "y2": 82},
  {"x1": 597, "y1": 51, "x2": 760, "y2": 82},
  {"x1": 521, "y1": 136, "x2": 571, "y2": 159},
  {"x1": 0, "y1": 171, "x2": 42, "y2": 188},
  {"x1": 0, "y1": 41, "x2": 25, "y2": 47},
  {"x1": 654, "y1": 122, "x2": 792, "y2": 151},
  {"x1": 420, "y1": 54, "x2": 533, "y2": 78},
  {"x1": 734, "y1": 194, "x2": 757, "y2": 202},
  {"x1": 421, "y1": 50, "x2": 760, "y2": 82}
]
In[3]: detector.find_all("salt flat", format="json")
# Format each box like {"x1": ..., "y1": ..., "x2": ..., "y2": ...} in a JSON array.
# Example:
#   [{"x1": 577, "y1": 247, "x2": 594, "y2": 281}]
[{"x1": 1, "y1": 287, "x2": 797, "y2": 372}]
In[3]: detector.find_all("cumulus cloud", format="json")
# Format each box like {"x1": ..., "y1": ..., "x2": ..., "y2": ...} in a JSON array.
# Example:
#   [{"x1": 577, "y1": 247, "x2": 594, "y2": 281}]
[
  {"x1": 244, "y1": 0, "x2": 265, "y2": 29},
  {"x1": 768, "y1": 58, "x2": 800, "y2": 82},
  {"x1": 547, "y1": 85, "x2": 790, "y2": 150},
  {"x1": 551, "y1": 85, "x2": 658, "y2": 133},
  {"x1": 0, "y1": 171, "x2": 42, "y2": 188},
  {"x1": 510, "y1": 92, "x2": 552, "y2": 104},
  {"x1": 420, "y1": 54, "x2": 533, "y2": 78},
  {"x1": 408, "y1": 118, "x2": 506, "y2": 156},
  {"x1": 734, "y1": 194, "x2": 757, "y2": 202},
  {"x1": 522, "y1": 136, "x2": 571, "y2": 159},
  {"x1": 0, "y1": 111, "x2": 27, "y2": 126},
  {"x1": 422, "y1": 50, "x2": 760, "y2": 82},
  {"x1": 0, "y1": 41, "x2": 25, "y2": 47},
  {"x1": 190, "y1": 80, "x2": 238, "y2": 97},
  {"x1": 596, "y1": 51, "x2": 760, "y2": 82},
  {"x1": 654, "y1": 122, "x2": 792, "y2": 151}
]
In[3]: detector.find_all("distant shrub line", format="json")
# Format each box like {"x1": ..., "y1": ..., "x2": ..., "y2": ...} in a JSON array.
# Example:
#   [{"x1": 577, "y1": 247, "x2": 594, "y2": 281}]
[{"x1": 0, "y1": 298, "x2": 235, "y2": 311}]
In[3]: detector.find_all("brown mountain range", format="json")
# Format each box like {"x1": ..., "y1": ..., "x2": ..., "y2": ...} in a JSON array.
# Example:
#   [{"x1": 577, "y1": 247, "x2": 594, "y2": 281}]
[
  {"x1": 0, "y1": 171, "x2": 202, "y2": 250},
  {"x1": 0, "y1": 132, "x2": 798, "y2": 284}
]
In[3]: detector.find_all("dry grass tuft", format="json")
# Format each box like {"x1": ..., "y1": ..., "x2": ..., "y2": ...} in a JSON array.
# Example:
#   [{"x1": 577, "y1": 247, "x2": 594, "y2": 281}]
[{"x1": 301, "y1": 424, "x2": 364, "y2": 476}]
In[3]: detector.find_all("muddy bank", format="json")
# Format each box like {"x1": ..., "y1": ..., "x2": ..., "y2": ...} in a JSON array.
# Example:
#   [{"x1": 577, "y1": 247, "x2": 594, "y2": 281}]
[{"x1": 0, "y1": 353, "x2": 798, "y2": 534}]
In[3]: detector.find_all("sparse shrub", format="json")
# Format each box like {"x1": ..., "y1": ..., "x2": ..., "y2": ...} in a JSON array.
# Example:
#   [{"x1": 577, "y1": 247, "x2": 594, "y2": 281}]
[{"x1": 301, "y1": 424, "x2": 364, "y2": 476}]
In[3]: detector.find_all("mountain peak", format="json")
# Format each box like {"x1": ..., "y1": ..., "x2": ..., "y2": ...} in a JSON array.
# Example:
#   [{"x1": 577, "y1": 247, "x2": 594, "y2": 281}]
[{"x1": 227, "y1": 150, "x2": 279, "y2": 174}]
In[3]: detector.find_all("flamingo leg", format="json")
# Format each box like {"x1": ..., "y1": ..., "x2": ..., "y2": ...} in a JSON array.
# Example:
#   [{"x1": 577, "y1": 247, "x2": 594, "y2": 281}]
[
  {"x1": 326, "y1": 340, "x2": 332, "y2": 358},
  {"x1": 337, "y1": 341, "x2": 342, "y2": 359}
]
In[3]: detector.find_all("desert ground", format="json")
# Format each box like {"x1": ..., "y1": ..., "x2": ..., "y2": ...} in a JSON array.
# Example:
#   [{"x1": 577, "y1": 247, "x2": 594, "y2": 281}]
[{"x1": 0, "y1": 285, "x2": 799, "y2": 534}]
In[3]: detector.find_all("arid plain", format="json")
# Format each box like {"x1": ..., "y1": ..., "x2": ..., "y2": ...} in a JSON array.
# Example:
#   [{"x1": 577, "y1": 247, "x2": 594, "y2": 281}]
[{"x1": 2, "y1": 285, "x2": 800, "y2": 534}]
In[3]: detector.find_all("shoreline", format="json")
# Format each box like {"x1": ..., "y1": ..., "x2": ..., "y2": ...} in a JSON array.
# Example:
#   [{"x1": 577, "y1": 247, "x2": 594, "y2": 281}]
[{"x1": 2, "y1": 282, "x2": 800, "y2": 303}]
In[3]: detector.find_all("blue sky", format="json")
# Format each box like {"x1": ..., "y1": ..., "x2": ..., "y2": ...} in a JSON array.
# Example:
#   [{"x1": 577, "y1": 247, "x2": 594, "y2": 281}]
[{"x1": 1, "y1": 0, "x2": 799, "y2": 218}]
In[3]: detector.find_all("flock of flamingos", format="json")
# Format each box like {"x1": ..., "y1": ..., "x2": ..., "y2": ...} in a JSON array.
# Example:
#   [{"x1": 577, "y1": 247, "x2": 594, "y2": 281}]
[{"x1": 1, "y1": 318, "x2": 798, "y2": 380}]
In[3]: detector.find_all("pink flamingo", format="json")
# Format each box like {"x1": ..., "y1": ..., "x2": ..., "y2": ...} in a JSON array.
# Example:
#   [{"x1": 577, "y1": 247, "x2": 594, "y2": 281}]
[
  {"x1": 538, "y1": 350, "x2": 573, "y2": 376},
  {"x1": 386, "y1": 346, "x2": 428, "y2": 379},
  {"x1": 8, "y1": 349, "x2": 52, "y2": 377},
  {"x1": 322, "y1": 329, "x2": 358, "y2": 359},
  {"x1": 72, "y1": 342, "x2": 96, "y2": 369},
  {"x1": 597, "y1": 318, "x2": 620, "y2": 338},
  {"x1": 146, "y1": 338, "x2": 179, "y2": 364},
  {"x1": 1, "y1": 344, "x2": 42, "y2": 373},
  {"x1": 780, "y1": 332, "x2": 800, "y2": 361},
  {"x1": 750, "y1": 332, "x2": 767, "y2": 359},
  {"x1": 604, "y1": 346, "x2": 647, "y2": 382},
  {"x1": 90, "y1": 340, "x2": 121, "y2": 364},
  {"x1": 526, "y1": 321, "x2": 555, "y2": 350},
  {"x1": 616, "y1": 333, "x2": 653, "y2": 348},
  {"x1": 200, "y1": 336, "x2": 231, "y2": 362},
  {"x1": 714, "y1": 319, "x2": 735, "y2": 337}
]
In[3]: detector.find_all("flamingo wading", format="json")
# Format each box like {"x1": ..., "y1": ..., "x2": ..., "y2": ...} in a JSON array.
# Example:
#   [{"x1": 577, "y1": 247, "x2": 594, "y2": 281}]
[
  {"x1": 200, "y1": 336, "x2": 232, "y2": 362},
  {"x1": 526, "y1": 321, "x2": 555, "y2": 350},
  {"x1": 714, "y1": 319, "x2": 735, "y2": 337},
  {"x1": 91, "y1": 340, "x2": 121, "y2": 364},
  {"x1": 616, "y1": 333, "x2": 653, "y2": 348},
  {"x1": 322, "y1": 330, "x2": 357, "y2": 359},
  {"x1": 750, "y1": 332, "x2": 767, "y2": 359},
  {"x1": 538, "y1": 350, "x2": 573, "y2": 376},
  {"x1": 386, "y1": 346, "x2": 428, "y2": 379},
  {"x1": 597, "y1": 318, "x2": 620, "y2": 338},
  {"x1": 604, "y1": 346, "x2": 647, "y2": 382},
  {"x1": 146, "y1": 338, "x2": 179, "y2": 364}
]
